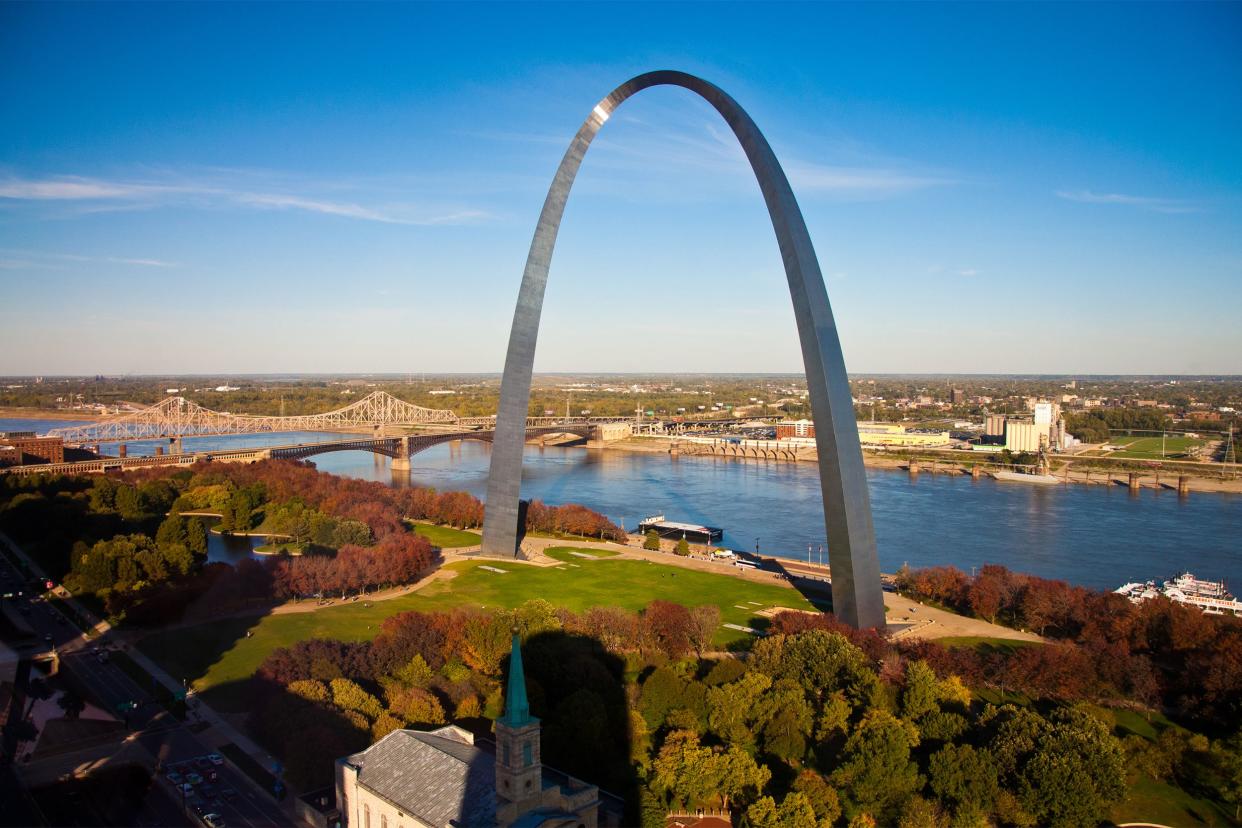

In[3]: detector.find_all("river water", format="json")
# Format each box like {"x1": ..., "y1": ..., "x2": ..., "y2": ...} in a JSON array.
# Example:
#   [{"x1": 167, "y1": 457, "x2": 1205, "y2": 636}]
[{"x1": 5, "y1": 419, "x2": 1239, "y2": 590}]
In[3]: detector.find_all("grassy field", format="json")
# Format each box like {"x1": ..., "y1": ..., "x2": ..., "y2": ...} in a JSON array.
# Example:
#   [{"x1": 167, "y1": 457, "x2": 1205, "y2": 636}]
[
  {"x1": 409, "y1": 522, "x2": 481, "y2": 548},
  {"x1": 137, "y1": 550, "x2": 812, "y2": 713},
  {"x1": 1102, "y1": 435, "x2": 1210, "y2": 460}
]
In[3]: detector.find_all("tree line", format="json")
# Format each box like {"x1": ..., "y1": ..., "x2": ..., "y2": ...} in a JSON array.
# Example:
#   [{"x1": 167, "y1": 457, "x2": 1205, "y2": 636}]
[
  {"x1": 246, "y1": 596, "x2": 1242, "y2": 827},
  {"x1": 894, "y1": 564, "x2": 1242, "y2": 731}
]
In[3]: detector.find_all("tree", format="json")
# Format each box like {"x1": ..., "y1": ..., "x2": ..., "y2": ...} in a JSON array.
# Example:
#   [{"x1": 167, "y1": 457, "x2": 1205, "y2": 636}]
[
  {"x1": 688, "y1": 605, "x2": 720, "y2": 656},
  {"x1": 329, "y1": 677, "x2": 384, "y2": 721},
  {"x1": 746, "y1": 796, "x2": 779, "y2": 828},
  {"x1": 901, "y1": 660, "x2": 940, "y2": 722},
  {"x1": 751, "y1": 631, "x2": 879, "y2": 708},
  {"x1": 707, "y1": 672, "x2": 771, "y2": 747},
  {"x1": 830, "y1": 710, "x2": 921, "y2": 821},
  {"x1": 928, "y1": 744, "x2": 1000, "y2": 814},
  {"x1": 675, "y1": 536, "x2": 690, "y2": 556},
  {"x1": 776, "y1": 792, "x2": 817, "y2": 827},
  {"x1": 644, "y1": 530, "x2": 661, "y2": 551},
  {"x1": 643, "y1": 601, "x2": 695, "y2": 659},
  {"x1": 792, "y1": 771, "x2": 842, "y2": 825},
  {"x1": 714, "y1": 744, "x2": 770, "y2": 810},
  {"x1": 650, "y1": 730, "x2": 722, "y2": 810}
]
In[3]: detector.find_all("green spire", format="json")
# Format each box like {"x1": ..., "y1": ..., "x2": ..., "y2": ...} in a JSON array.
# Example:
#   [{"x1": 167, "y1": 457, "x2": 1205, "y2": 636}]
[{"x1": 499, "y1": 631, "x2": 536, "y2": 728}]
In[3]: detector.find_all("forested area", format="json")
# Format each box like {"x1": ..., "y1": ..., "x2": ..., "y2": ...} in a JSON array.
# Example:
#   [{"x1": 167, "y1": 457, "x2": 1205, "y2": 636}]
[
  {"x1": 894, "y1": 564, "x2": 1242, "y2": 731},
  {"x1": 0, "y1": 459, "x2": 622, "y2": 622},
  {"x1": 248, "y1": 596, "x2": 1242, "y2": 827}
]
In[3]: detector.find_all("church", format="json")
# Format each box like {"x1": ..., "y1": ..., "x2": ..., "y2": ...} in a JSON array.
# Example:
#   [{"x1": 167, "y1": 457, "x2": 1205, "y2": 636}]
[{"x1": 335, "y1": 634, "x2": 617, "y2": 828}]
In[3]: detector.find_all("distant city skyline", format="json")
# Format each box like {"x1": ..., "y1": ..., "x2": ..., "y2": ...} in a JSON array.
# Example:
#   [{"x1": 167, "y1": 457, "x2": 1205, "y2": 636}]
[{"x1": 1, "y1": 2, "x2": 1240, "y2": 375}]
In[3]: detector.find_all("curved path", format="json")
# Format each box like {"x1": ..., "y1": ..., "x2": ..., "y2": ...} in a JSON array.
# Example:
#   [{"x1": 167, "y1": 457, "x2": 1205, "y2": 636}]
[{"x1": 479, "y1": 70, "x2": 884, "y2": 628}]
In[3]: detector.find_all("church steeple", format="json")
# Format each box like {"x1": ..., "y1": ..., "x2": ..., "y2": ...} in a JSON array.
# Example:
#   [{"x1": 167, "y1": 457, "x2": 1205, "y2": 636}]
[
  {"x1": 495, "y1": 632, "x2": 543, "y2": 820},
  {"x1": 499, "y1": 632, "x2": 535, "y2": 728}
]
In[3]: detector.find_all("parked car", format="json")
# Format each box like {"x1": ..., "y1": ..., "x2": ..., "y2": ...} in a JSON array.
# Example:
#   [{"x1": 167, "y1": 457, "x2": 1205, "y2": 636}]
[
  {"x1": 207, "y1": 752, "x2": 224, "y2": 765},
  {"x1": 166, "y1": 771, "x2": 184, "y2": 786},
  {"x1": 186, "y1": 772, "x2": 203, "y2": 786},
  {"x1": 202, "y1": 813, "x2": 226, "y2": 828}
]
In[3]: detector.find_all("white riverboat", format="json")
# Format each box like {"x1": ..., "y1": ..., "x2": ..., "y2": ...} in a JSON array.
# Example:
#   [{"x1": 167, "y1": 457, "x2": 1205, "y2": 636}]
[{"x1": 1115, "y1": 572, "x2": 1242, "y2": 616}]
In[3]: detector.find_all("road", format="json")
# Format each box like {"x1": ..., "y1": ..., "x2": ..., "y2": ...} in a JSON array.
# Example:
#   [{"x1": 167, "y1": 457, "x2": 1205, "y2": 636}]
[{"x1": 0, "y1": 551, "x2": 294, "y2": 827}]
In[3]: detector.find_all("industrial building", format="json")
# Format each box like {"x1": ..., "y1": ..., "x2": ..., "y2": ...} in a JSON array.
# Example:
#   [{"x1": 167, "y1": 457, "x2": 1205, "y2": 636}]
[{"x1": 0, "y1": 432, "x2": 64, "y2": 466}]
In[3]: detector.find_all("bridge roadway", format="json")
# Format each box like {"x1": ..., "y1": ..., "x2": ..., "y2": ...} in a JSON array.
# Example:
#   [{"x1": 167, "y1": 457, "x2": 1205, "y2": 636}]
[{"x1": 0, "y1": 423, "x2": 599, "y2": 476}]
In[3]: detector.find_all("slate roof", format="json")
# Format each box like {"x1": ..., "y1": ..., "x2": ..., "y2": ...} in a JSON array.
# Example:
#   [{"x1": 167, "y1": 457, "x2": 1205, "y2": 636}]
[{"x1": 345, "y1": 726, "x2": 497, "y2": 827}]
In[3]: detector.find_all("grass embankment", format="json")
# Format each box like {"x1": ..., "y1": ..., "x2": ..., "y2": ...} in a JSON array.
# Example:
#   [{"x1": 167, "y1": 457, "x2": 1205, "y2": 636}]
[
  {"x1": 137, "y1": 550, "x2": 811, "y2": 713},
  {"x1": 408, "y1": 522, "x2": 480, "y2": 548},
  {"x1": 936, "y1": 636, "x2": 1041, "y2": 654}
]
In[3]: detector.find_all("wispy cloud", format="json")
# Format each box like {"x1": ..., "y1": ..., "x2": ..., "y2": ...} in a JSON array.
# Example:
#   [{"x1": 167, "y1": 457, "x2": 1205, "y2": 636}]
[
  {"x1": 0, "y1": 173, "x2": 489, "y2": 225},
  {"x1": 786, "y1": 163, "x2": 952, "y2": 196},
  {"x1": 107, "y1": 257, "x2": 179, "y2": 268},
  {"x1": 0, "y1": 248, "x2": 180, "y2": 269},
  {"x1": 1056, "y1": 189, "x2": 1200, "y2": 214}
]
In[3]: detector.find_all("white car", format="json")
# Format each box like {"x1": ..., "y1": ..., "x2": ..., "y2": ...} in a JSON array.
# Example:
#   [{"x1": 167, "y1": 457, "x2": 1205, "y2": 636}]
[{"x1": 202, "y1": 814, "x2": 226, "y2": 828}]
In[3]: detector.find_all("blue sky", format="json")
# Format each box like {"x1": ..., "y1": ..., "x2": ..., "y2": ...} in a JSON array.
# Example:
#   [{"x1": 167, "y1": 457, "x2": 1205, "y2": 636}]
[{"x1": 1, "y1": 1, "x2": 1239, "y2": 375}]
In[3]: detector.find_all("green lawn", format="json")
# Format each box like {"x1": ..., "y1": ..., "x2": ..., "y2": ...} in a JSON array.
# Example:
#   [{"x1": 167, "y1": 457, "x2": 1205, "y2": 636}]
[
  {"x1": 1113, "y1": 773, "x2": 1236, "y2": 826},
  {"x1": 409, "y1": 523, "x2": 481, "y2": 548},
  {"x1": 1106, "y1": 435, "x2": 1210, "y2": 460},
  {"x1": 137, "y1": 553, "x2": 813, "y2": 712},
  {"x1": 542, "y1": 546, "x2": 620, "y2": 562}
]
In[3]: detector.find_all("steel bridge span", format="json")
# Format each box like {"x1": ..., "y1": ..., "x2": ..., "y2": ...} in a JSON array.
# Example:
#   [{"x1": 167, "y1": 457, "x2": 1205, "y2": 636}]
[{"x1": 1, "y1": 425, "x2": 598, "y2": 476}]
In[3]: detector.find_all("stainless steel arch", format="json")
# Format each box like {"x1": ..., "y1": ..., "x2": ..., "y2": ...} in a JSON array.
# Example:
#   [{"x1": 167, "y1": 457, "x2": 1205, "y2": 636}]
[{"x1": 480, "y1": 70, "x2": 885, "y2": 629}]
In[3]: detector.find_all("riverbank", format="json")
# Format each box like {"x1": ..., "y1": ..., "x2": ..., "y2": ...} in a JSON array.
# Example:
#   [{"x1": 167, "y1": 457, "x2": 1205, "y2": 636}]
[
  {"x1": 602, "y1": 436, "x2": 1242, "y2": 495},
  {"x1": 0, "y1": 407, "x2": 104, "y2": 421}
]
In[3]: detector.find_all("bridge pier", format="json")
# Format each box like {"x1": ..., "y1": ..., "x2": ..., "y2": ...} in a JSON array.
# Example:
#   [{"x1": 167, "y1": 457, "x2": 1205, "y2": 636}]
[{"x1": 391, "y1": 436, "x2": 411, "y2": 471}]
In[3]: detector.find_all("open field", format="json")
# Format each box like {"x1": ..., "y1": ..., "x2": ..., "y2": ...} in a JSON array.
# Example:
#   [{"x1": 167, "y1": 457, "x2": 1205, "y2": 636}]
[
  {"x1": 1095, "y1": 434, "x2": 1212, "y2": 460},
  {"x1": 409, "y1": 522, "x2": 481, "y2": 548},
  {"x1": 137, "y1": 552, "x2": 814, "y2": 712}
]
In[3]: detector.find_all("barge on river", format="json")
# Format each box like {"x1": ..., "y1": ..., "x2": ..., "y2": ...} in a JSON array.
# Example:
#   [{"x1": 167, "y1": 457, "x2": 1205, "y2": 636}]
[{"x1": 638, "y1": 514, "x2": 723, "y2": 544}]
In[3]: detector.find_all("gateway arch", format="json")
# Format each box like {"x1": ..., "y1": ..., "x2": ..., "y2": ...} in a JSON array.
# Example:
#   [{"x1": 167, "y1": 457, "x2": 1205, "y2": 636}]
[{"x1": 480, "y1": 70, "x2": 885, "y2": 629}]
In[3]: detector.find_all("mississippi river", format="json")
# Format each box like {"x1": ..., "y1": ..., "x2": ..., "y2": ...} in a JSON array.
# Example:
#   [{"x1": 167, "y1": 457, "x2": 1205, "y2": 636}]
[{"x1": 4, "y1": 419, "x2": 1238, "y2": 591}]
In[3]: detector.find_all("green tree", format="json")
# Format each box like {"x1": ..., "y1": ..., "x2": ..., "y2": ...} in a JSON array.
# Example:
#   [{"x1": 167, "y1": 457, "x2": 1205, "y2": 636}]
[
  {"x1": 752, "y1": 631, "x2": 879, "y2": 708},
  {"x1": 650, "y1": 730, "x2": 722, "y2": 809},
  {"x1": 707, "y1": 672, "x2": 772, "y2": 747},
  {"x1": 830, "y1": 710, "x2": 921, "y2": 821},
  {"x1": 928, "y1": 744, "x2": 1000, "y2": 814},
  {"x1": 644, "y1": 530, "x2": 661, "y2": 551},
  {"x1": 675, "y1": 536, "x2": 690, "y2": 556},
  {"x1": 287, "y1": 679, "x2": 329, "y2": 703},
  {"x1": 391, "y1": 654, "x2": 433, "y2": 688},
  {"x1": 897, "y1": 797, "x2": 948, "y2": 828},
  {"x1": 776, "y1": 792, "x2": 817, "y2": 827},
  {"x1": 755, "y1": 678, "x2": 813, "y2": 761},
  {"x1": 329, "y1": 677, "x2": 384, "y2": 721},
  {"x1": 746, "y1": 796, "x2": 778, "y2": 828},
  {"x1": 901, "y1": 660, "x2": 940, "y2": 722},
  {"x1": 792, "y1": 771, "x2": 842, "y2": 825},
  {"x1": 714, "y1": 745, "x2": 770, "y2": 811}
]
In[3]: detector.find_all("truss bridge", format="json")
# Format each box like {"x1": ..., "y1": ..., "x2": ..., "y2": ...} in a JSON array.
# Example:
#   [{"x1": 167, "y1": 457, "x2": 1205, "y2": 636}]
[{"x1": 46, "y1": 391, "x2": 458, "y2": 444}]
